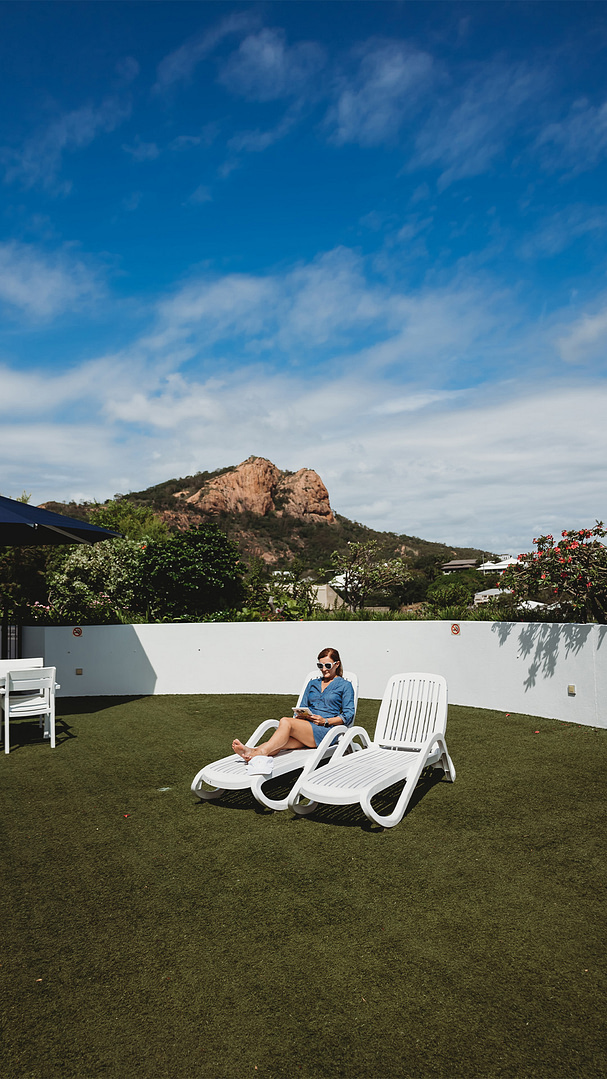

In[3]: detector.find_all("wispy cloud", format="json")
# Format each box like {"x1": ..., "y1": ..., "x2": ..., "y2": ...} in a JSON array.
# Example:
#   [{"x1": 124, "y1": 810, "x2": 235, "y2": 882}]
[
  {"x1": 227, "y1": 109, "x2": 300, "y2": 154},
  {"x1": 218, "y1": 27, "x2": 326, "y2": 102},
  {"x1": 537, "y1": 97, "x2": 607, "y2": 173},
  {"x1": 153, "y1": 11, "x2": 259, "y2": 93},
  {"x1": 519, "y1": 204, "x2": 607, "y2": 258},
  {"x1": 122, "y1": 137, "x2": 159, "y2": 161},
  {"x1": 326, "y1": 39, "x2": 436, "y2": 147},
  {"x1": 3, "y1": 97, "x2": 130, "y2": 193},
  {"x1": 0, "y1": 241, "x2": 101, "y2": 318},
  {"x1": 412, "y1": 61, "x2": 546, "y2": 187},
  {"x1": 185, "y1": 184, "x2": 212, "y2": 205}
]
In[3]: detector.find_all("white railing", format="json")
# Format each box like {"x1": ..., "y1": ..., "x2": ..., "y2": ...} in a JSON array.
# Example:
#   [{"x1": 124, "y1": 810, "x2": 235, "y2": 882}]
[{"x1": 22, "y1": 620, "x2": 607, "y2": 728}]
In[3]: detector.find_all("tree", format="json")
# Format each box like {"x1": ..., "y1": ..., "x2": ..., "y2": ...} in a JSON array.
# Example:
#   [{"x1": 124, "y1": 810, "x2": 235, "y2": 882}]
[
  {"x1": 331, "y1": 540, "x2": 411, "y2": 612},
  {"x1": 88, "y1": 500, "x2": 170, "y2": 542},
  {"x1": 499, "y1": 523, "x2": 607, "y2": 623},
  {"x1": 137, "y1": 524, "x2": 245, "y2": 620},
  {"x1": 40, "y1": 539, "x2": 146, "y2": 624}
]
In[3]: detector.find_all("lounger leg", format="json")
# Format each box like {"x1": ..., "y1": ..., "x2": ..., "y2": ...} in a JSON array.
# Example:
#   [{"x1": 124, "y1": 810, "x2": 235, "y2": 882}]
[
  {"x1": 190, "y1": 768, "x2": 226, "y2": 800},
  {"x1": 193, "y1": 784, "x2": 226, "y2": 801},
  {"x1": 290, "y1": 794, "x2": 319, "y2": 816}
]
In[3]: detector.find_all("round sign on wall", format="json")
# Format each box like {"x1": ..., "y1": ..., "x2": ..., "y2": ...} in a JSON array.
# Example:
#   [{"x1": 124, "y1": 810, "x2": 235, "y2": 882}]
[
  {"x1": 72, "y1": 627, "x2": 83, "y2": 637},
  {"x1": 451, "y1": 624, "x2": 460, "y2": 636}
]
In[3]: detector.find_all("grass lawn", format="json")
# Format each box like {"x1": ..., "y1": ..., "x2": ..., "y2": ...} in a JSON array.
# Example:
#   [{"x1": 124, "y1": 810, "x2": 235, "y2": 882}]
[{"x1": 1, "y1": 694, "x2": 605, "y2": 1079}]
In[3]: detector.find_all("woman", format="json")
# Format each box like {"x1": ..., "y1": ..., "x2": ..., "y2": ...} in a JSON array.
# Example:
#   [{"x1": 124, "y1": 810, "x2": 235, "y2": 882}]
[{"x1": 232, "y1": 647, "x2": 355, "y2": 762}]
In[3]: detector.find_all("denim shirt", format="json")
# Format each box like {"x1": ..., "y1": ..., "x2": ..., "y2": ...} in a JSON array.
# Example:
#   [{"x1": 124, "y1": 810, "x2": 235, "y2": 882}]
[{"x1": 299, "y1": 676, "x2": 355, "y2": 726}]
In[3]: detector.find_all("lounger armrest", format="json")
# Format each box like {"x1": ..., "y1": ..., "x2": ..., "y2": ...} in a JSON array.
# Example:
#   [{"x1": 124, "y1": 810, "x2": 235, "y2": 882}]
[
  {"x1": 246, "y1": 719, "x2": 279, "y2": 747},
  {"x1": 286, "y1": 726, "x2": 351, "y2": 808},
  {"x1": 330, "y1": 724, "x2": 373, "y2": 761}
]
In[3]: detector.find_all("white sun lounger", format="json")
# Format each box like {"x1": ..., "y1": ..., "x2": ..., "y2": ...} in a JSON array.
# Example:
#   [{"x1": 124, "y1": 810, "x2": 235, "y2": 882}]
[
  {"x1": 288, "y1": 672, "x2": 455, "y2": 828},
  {"x1": 191, "y1": 669, "x2": 359, "y2": 811}
]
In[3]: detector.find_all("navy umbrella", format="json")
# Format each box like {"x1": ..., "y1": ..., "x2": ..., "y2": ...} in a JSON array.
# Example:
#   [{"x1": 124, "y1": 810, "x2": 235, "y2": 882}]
[{"x1": 0, "y1": 495, "x2": 121, "y2": 545}]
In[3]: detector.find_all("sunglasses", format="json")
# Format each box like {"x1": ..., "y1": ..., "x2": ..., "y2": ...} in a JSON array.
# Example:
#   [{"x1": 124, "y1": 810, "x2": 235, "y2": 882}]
[{"x1": 317, "y1": 661, "x2": 336, "y2": 670}]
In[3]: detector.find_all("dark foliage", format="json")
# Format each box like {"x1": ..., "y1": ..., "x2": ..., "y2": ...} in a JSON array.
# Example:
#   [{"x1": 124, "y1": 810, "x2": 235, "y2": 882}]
[{"x1": 136, "y1": 524, "x2": 245, "y2": 620}]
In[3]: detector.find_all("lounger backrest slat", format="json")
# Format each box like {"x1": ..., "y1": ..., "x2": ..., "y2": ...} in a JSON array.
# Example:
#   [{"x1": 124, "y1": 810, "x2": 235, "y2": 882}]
[{"x1": 374, "y1": 673, "x2": 447, "y2": 749}]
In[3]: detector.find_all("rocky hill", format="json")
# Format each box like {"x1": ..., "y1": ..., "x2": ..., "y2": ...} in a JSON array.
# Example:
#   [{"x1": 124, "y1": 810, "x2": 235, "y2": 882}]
[{"x1": 43, "y1": 456, "x2": 490, "y2": 575}]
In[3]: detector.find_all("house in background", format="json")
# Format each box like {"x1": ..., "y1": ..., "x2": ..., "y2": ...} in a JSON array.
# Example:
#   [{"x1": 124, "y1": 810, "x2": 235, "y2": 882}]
[
  {"x1": 312, "y1": 583, "x2": 347, "y2": 610},
  {"x1": 477, "y1": 555, "x2": 517, "y2": 574},
  {"x1": 441, "y1": 558, "x2": 478, "y2": 573}
]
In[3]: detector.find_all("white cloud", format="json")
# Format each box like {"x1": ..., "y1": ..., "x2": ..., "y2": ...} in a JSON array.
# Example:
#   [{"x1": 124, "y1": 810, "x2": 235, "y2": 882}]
[
  {"x1": 556, "y1": 302, "x2": 607, "y2": 365},
  {"x1": 0, "y1": 241, "x2": 101, "y2": 318},
  {"x1": 1, "y1": 246, "x2": 606, "y2": 551},
  {"x1": 8, "y1": 364, "x2": 606, "y2": 553},
  {"x1": 3, "y1": 97, "x2": 130, "y2": 192},
  {"x1": 326, "y1": 39, "x2": 436, "y2": 146},
  {"x1": 218, "y1": 27, "x2": 326, "y2": 102}
]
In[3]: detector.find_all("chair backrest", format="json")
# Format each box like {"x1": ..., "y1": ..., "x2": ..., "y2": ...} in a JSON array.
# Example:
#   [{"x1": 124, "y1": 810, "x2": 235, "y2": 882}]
[
  {"x1": 297, "y1": 669, "x2": 360, "y2": 717},
  {"x1": 0, "y1": 657, "x2": 43, "y2": 678},
  {"x1": 374, "y1": 673, "x2": 447, "y2": 750},
  {"x1": 7, "y1": 667, "x2": 56, "y2": 693}
]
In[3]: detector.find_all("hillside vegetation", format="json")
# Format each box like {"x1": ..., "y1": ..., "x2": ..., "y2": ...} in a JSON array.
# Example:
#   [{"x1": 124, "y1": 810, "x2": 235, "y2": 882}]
[{"x1": 43, "y1": 456, "x2": 491, "y2": 578}]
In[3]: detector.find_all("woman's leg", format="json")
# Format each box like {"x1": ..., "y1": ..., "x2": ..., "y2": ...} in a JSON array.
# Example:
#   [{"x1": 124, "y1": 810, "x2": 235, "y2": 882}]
[{"x1": 233, "y1": 716, "x2": 316, "y2": 760}]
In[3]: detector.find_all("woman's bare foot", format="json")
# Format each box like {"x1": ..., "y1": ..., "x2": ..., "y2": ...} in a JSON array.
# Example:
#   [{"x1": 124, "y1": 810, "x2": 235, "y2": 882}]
[{"x1": 232, "y1": 738, "x2": 253, "y2": 761}]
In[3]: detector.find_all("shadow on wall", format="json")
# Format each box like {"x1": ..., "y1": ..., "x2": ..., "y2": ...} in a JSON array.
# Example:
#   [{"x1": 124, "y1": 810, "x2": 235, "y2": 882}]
[
  {"x1": 84, "y1": 624, "x2": 159, "y2": 696},
  {"x1": 491, "y1": 622, "x2": 598, "y2": 690},
  {"x1": 24, "y1": 624, "x2": 159, "y2": 697}
]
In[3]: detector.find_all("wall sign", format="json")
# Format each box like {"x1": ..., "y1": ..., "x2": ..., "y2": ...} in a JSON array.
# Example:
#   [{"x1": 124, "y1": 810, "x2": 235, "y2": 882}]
[{"x1": 72, "y1": 627, "x2": 83, "y2": 637}]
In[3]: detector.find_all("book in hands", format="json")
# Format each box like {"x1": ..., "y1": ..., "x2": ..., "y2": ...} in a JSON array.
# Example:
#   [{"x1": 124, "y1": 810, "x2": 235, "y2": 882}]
[{"x1": 292, "y1": 706, "x2": 313, "y2": 717}]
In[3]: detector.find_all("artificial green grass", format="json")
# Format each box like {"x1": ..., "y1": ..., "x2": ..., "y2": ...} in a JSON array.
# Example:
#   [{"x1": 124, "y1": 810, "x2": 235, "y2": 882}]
[{"x1": 1, "y1": 695, "x2": 605, "y2": 1079}]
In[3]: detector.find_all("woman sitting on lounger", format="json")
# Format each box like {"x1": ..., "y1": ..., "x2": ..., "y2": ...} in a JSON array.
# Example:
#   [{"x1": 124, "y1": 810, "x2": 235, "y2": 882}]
[{"x1": 232, "y1": 647, "x2": 355, "y2": 762}]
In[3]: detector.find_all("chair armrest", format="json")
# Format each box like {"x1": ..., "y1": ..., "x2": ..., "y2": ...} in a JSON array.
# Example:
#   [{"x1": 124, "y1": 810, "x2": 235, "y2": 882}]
[
  {"x1": 286, "y1": 726, "x2": 352, "y2": 808},
  {"x1": 330, "y1": 724, "x2": 373, "y2": 761},
  {"x1": 245, "y1": 719, "x2": 279, "y2": 747}
]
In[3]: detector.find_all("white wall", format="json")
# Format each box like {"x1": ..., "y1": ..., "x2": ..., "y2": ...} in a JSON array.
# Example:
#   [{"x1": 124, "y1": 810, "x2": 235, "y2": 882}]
[{"x1": 22, "y1": 620, "x2": 607, "y2": 728}]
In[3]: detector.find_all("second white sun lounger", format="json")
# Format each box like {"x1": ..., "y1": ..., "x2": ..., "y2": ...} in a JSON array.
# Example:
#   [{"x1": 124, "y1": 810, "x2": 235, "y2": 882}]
[{"x1": 289, "y1": 672, "x2": 455, "y2": 828}]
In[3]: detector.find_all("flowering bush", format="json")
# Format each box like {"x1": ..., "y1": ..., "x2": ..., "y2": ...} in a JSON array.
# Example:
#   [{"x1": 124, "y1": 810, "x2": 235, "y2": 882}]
[
  {"x1": 499, "y1": 523, "x2": 607, "y2": 623},
  {"x1": 26, "y1": 593, "x2": 126, "y2": 626}
]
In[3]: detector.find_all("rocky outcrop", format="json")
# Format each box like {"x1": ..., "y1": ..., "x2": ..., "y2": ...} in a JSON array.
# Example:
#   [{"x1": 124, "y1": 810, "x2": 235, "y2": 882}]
[
  {"x1": 276, "y1": 468, "x2": 335, "y2": 523},
  {"x1": 183, "y1": 456, "x2": 335, "y2": 524}
]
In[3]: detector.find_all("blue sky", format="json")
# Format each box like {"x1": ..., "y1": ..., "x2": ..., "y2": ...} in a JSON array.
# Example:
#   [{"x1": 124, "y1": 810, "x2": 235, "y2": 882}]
[{"x1": 1, "y1": 1, "x2": 607, "y2": 552}]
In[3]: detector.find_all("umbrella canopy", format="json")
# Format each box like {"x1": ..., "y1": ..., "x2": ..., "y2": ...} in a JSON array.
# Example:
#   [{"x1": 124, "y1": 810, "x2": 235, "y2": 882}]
[{"x1": 0, "y1": 495, "x2": 121, "y2": 546}]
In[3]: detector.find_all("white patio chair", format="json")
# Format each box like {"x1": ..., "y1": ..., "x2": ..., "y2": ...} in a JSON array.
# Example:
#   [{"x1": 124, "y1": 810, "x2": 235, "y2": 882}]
[
  {"x1": 288, "y1": 672, "x2": 455, "y2": 828},
  {"x1": 191, "y1": 669, "x2": 359, "y2": 811},
  {"x1": 1, "y1": 667, "x2": 59, "y2": 754},
  {"x1": 0, "y1": 657, "x2": 43, "y2": 678}
]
